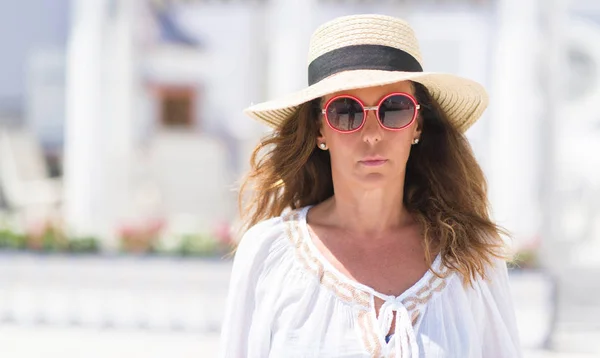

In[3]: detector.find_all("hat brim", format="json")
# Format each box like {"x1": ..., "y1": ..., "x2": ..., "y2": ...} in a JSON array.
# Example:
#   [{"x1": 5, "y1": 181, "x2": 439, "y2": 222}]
[{"x1": 244, "y1": 70, "x2": 488, "y2": 133}]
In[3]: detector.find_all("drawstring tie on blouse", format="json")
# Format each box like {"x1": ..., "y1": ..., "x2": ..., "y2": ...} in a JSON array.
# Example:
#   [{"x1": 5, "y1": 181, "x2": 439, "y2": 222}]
[{"x1": 378, "y1": 297, "x2": 419, "y2": 358}]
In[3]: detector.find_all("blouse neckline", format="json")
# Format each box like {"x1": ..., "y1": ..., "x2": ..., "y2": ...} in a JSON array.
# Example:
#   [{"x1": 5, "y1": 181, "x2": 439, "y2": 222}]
[
  {"x1": 298, "y1": 205, "x2": 444, "y2": 303},
  {"x1": 283, "y1": 205, "x2": 452, "y2": 357}
]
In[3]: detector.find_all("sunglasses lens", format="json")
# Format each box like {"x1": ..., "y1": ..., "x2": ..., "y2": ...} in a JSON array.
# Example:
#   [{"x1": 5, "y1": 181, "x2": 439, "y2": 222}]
[
  {"x1": 325, "y1": 97, "x2": 364, "y2": 131},
  {"x1": 378, "y1": 94, "x2": 416, "y2": 129}
]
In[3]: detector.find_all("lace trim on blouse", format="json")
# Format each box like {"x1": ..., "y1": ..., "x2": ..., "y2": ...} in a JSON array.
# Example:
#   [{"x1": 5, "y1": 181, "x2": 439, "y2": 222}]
[{"x1": 283, "y1": 207, "x2": 452, "y2": 358}]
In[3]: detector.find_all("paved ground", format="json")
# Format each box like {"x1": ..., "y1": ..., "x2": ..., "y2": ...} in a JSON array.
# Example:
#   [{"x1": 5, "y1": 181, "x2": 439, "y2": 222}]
[
  {"x1": 0, "y1": 254, "x2": 598, "y2": 357},
  {"x1": 0, "y1": 325, "x2": 218, "y2": 358}
]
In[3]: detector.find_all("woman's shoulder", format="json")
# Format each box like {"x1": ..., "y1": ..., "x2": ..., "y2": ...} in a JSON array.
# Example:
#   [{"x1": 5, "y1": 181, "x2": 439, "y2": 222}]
[
  {"x1": 433, "y1": 255, "x2": 512, "y2": 305},
  {"x1": 234, "y1": 216, "x2": 284, "y2": 259},
  {"x1": 450, "y1": 255, "x2": 513, "y2": 303},
  {"x1": 234, "y1": 206, "x2": 308, "y2": 263}
]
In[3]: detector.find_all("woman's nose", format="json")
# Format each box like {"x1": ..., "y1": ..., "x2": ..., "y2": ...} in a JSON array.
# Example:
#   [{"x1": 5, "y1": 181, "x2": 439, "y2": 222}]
[{"x1": 360, "y1": 109, "x2": 383, "y2": 143}]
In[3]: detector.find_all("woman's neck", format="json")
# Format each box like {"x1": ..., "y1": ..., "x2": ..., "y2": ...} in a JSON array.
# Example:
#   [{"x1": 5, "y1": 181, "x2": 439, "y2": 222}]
[{"x1": 321, "y1": 187, "x2": 412, "y2": 238}]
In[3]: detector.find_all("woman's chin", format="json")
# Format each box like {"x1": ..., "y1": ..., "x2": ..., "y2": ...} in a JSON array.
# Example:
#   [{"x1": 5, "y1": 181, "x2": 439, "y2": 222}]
[{"x1": 355, "y1": 171, "x2": 388, "y2": 186}]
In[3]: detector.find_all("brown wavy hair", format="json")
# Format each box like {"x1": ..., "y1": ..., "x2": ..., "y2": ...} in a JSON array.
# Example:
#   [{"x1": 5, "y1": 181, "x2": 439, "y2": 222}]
[{"x1": 238, "y1": 82, "x2": 510, "y2": 284}]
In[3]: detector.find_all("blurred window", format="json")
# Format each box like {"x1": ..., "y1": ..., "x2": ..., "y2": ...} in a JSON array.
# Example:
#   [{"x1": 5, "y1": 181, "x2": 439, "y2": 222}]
[{"x1": 157, "y1": 86, "x2": 196, "y2": 128}]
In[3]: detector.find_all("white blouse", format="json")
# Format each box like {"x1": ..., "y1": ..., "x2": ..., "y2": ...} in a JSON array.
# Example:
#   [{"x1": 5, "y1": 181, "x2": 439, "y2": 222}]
[{"x1": 219, "y1": 206, "x2": 522, "y2": 358}]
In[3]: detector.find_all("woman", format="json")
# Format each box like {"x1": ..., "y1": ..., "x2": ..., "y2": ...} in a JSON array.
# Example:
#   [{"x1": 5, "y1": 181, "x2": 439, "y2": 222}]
[{"x1": 220, "y1": 14, "x2": 522, "y2": 358}]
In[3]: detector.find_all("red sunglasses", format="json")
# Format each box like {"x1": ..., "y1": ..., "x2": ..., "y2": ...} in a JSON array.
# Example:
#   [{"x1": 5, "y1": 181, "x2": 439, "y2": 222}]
[{"x1": 321, "y1": 92, "x2": 420, "y2": 133}]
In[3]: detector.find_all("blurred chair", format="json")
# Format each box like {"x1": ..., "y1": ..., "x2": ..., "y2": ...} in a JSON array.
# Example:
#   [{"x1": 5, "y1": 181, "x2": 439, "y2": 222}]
[{"x1": 0, "y1": 127, "x2": 62, "y2": 221}]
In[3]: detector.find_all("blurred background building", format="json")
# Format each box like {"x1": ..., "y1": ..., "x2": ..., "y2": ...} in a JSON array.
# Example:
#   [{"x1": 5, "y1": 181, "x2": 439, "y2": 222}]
[{"x1": 0, "y1": 0, "x2": 599, "y2": 357}]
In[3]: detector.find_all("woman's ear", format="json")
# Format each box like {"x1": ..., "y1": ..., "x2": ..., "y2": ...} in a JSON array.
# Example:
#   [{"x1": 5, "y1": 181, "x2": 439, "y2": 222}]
[
  {"x1": 413, "y1": 114, "x2": 423, "y2": 140},
  {"x1": 317, "y1": 118, "x2": 326, "y2": 140},
  {"x1": 314, "y1": 98, "x2": 327, "y2": 143},
  {"x1": 316, "y1": 117, "x2": 328, "y2": 150}
]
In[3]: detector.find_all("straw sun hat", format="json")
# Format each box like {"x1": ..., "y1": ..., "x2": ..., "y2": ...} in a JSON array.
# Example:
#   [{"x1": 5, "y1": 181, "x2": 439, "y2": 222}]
[{"x1": 244, "y1": 14, "x2": 488, "y2": 133}]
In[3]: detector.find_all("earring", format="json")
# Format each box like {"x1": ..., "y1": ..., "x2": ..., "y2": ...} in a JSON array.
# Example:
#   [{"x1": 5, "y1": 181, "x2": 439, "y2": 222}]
[
  {"x1": 319, "y1": 143, "x2": 328, "y2": 150},
  {"x1": 412, "y1": 138, "x2": 420, "y2": 145}
]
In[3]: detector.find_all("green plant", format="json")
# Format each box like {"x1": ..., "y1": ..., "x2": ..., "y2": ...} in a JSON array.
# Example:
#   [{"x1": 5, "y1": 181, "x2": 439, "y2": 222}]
[
  {"x1": 511, "y1": 248, "x2": 540, "y2": 270},
  {"x1": 67, "y1": 236, "x2": 100, "y2": 253},
  {"x1": 176, "y1": 233, "x2": 224, "y2": 257},
  {"x1": 26, "y1": 221, "x2": 68, "y2": 252},
  {"x1": 0, "y1": 228, "x2": 26, "y2": 250},
  {"x1": 117, "y1": 218, "x2": 165, "y2": 254},
  {"x1": 509, "y1": 235, "x2": 542, "y2": 270}
]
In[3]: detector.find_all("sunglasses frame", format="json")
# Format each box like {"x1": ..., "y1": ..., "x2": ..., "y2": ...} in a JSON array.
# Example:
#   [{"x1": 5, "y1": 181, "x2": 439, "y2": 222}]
[{"x1": 321, "y1": 92, "x2": 421, "y2": 134}]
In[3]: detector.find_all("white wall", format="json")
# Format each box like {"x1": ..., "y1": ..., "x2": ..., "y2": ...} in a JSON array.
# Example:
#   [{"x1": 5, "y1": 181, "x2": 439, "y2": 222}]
[{"x1": 170, "y1": 3, "x2": 267, "y2": 139}]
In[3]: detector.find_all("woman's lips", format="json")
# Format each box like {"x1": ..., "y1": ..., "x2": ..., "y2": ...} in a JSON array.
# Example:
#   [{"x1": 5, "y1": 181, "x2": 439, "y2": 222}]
[{"x1": 359, "y1": 159, "x2": 388, "y2": 166}]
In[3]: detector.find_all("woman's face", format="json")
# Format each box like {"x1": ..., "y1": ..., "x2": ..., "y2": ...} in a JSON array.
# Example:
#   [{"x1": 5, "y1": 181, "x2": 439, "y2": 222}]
[{"x1": 318, "y1": 81, "x2": 422, "y2": 188}]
